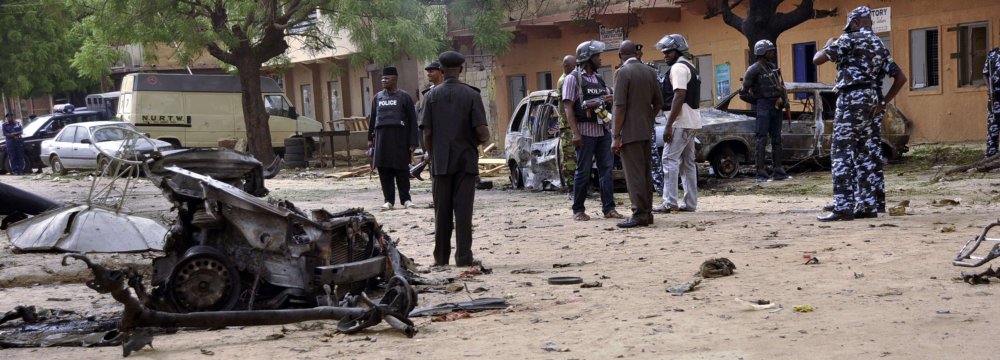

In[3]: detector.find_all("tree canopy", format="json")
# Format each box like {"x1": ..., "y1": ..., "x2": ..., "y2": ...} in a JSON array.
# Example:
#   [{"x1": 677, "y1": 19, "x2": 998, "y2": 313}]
[
  {"x1": 72, "y1": 0, "x2": 447, "y2": 163},
  {"x1": 0, "y1": 0, "x2": 90, "y2": 99}
]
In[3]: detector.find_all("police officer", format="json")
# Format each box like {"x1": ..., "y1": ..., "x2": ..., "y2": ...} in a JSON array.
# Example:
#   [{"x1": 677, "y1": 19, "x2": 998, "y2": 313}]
[
  {"x1": 2, "y1": 113, "x2": 26, "y2": 175},
  {"x1": 742, "y1": 39, "x2": 790, "y2": 183},
  {"x1": 814, "y1": 6, "x2": 900, "y2": 221},
  {"x1": 983, "y1": 42, "x2": 1000, "y2": 159},
  {"x1": 419, "y1": 51, "x2": 490, "y2": 267},
  {"x1": 562, "y1": 40, "x2": 623, "y2": 221},
  {"x1": 368, "y1": 66, "x2": 419, "y2": 210}
]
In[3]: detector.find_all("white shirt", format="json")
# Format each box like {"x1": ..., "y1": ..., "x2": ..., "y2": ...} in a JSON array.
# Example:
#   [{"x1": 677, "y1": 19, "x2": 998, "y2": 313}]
[{"x1": 666, "y1": 58, "x2": 702, "y2": 130}]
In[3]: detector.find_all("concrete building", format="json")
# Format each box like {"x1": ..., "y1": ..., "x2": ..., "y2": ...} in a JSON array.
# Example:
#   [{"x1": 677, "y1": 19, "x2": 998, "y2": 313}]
[{"x1": 450, "y1": 0, "x2": 1000, "y2": 147}]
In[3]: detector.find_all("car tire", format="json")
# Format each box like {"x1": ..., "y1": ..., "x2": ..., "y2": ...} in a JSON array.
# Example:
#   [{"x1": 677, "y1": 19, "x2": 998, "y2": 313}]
[
  {"x1": 509, "y1": 162, "x2": 524, "y2": 189},
  {"x1": 710, "y1": 146, "x2": 740, "y2": 179},
  {"x1": 97, "y1": 156, "x2": 112, "y2": 177},
  {"x1": 51, "y1": 155, "x2": 68, "y2": 176}
]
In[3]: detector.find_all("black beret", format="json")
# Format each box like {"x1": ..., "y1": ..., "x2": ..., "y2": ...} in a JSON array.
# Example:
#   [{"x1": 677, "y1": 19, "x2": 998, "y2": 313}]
[
  {"x1": 382, "y1": 66, "x2": 398, "y2": 76},
  {"x1": 424, "y1": 61, "x2": 442, "y2": 71},
  {"x1": 438, "y1": 51, "x2": 465, "y2": 68}
]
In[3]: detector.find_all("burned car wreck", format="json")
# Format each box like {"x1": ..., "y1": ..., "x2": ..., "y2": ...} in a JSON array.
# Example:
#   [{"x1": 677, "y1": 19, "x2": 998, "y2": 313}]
[
  {"x1": 654, "y1": 82, "x2": 912, "y2": 178},
  {"x1": 2, "y1": 149, "x2": 419, "y2": 355}
]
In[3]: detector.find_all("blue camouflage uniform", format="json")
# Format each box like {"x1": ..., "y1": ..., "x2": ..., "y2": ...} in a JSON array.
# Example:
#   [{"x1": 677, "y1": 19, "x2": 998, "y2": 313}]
[
  {"x1": 984, "y1": 48, "x2": 1000, "y2": 158},
  {"x1": 859, "y1": 51, "x2": 902, "y2": 213},
  {"x1": 823, "y1": 26, "x2": 893, "y2": 214},
  {"x1": 2, "y1": 119, "x2": 26, "y2": 175}
]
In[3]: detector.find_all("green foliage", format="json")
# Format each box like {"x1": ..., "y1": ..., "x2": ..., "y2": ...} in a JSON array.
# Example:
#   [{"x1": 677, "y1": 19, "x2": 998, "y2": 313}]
[
  {"x1": 0, "y1": 0, "x2": 90, "y2": 97},
  {"x1": 330, "y1": 0, "x2": 448, "y2": 67},
  {"x1": 448, "y1": 0, "x2": 513, "y2": 55}
]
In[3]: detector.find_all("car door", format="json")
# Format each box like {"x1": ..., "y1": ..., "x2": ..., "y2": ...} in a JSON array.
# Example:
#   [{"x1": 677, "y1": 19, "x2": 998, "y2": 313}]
[
  {"x1": 780, "y1": 89, "x2": 822, "y2": 161},
  {"x1": 504, "y1": 99, "x2": 532, "y2": 169},
  {"x1": 527, "y1": 93, "x2": 562, "y2": 190},
  {"x1": 47, "y1": 127, "x2": 75, "y2": 166},
  {"x1": 77, "y1": 126, "x2": 101, "y2": 169}
]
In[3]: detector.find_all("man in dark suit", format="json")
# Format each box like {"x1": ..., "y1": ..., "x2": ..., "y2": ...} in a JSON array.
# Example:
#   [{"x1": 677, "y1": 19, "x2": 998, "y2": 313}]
[
  {"x1": 611, "y1": 40, "x2": 664, "y2": 228},
  {"x1": 419, "y1": 51, "x2": 491, "y2": 267}
]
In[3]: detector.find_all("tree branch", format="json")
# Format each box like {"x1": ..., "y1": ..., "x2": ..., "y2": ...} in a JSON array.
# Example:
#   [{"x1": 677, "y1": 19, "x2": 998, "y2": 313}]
[
  {"x1": 719, "y1": 0, "x2": 744, "y2": 33},
  {"x1": 773, "y1": 0, "x2": 834, "y2": 33}
]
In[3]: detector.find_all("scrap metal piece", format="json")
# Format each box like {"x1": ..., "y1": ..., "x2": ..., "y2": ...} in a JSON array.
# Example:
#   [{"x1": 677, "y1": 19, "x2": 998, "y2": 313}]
[
  {"x1": 953, "y1": 221, "x2": 1000, "y2": 267},
  {"x1": 699, "y1": 258, "x2": 736, "y2": 278},
  {"x1": 0, "y1": 182, "x2": 62, "y2": 230},
  {"x1": 409, "y1": 297, "x2": 510, "y2": 317},
  {"x1": 7, "y1": 204, "x2": 166, "y2": 252},
  {"x1": 146, "y1": 148, "x2": 272, "y2": 197}
]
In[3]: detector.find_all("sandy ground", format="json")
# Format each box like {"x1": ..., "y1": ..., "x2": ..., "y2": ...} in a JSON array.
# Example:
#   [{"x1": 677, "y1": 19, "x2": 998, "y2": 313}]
[{"x1": 2, "y1": 146, "x2": 1000, "y2": 359}]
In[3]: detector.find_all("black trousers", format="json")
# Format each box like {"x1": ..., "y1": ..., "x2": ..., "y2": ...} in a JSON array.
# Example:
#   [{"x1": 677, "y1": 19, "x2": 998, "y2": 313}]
[
  {"x1": 432, "y1": 172, "x2": 476, "y2": 265},
  {"x1": 378, "y1": 167, "x2": 411, "y2": 205}
]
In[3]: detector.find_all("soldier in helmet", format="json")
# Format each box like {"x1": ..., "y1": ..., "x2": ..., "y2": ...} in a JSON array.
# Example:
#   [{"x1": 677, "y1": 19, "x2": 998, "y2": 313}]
[
  {"x1": 419, "y1": 51, "x2": 490, "y2": 267},
  {"x1": 742, "y1": 39, "x2": 790, "y2": 183},
  {"x1": 814, "y1": 6, "x2": 905, "y2": 221},
  {"x1": 653, "y1": 34, "x2": 701, "y2": 215},
  {"x1": 562, "y1": 40, "x2": 623, "y2": 221}
]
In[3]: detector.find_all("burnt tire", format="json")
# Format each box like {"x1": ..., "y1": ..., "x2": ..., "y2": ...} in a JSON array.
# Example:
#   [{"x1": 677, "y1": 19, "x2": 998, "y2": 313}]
[
  {"x1": 710, "y1": 146, "x2": 740, "y2": 179},
  {"x1": 167, "y1": 246, "x2": 242, "y2": 312},
  {"x1": 508, "y1": 162, "x2": 524, "y2": 189}
]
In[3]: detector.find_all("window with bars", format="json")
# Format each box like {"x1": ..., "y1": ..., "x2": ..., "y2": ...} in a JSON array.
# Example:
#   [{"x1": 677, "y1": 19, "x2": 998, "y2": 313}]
[
  {"x1": 957, "y1": 22, "x2": 989, "y2": 87},
  {"x1": 910, "y1": 28, "x2": 940, "y2": 89}
]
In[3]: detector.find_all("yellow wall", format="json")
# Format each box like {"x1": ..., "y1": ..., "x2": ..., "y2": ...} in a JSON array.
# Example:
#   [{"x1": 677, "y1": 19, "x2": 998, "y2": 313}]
[{"x1": 490, "y1": 0, "x2": 1000, "y2": 146}]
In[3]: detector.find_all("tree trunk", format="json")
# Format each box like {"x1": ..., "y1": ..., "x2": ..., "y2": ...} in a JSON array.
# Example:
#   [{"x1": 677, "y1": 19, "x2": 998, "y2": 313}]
[{"x1": 235, "y1": 61, "x2": 276, "y2": 165}]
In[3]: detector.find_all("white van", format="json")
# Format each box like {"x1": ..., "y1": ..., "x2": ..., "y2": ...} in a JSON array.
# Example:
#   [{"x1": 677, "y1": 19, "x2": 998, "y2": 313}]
[{"x1": 117, "y1": 73, "x2": 321, "y2": 150}]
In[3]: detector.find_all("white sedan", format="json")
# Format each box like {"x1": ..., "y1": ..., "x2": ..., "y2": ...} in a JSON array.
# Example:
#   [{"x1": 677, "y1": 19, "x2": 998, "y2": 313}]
[{"x1": 40, "y1": 121, "x2": 173, "y2": 175}]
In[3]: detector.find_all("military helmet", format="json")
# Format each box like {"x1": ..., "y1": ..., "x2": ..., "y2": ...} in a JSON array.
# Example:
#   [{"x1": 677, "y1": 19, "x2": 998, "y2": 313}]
[
  {"x1": 754, "y1": 40, "x2": 776, "y2": 56},
  {"x1": 655, "y1": 34, "x2": 689, "y2": 53},
  {"x1": 575, "y1": 40, "x2": 607, "y2": 64}
]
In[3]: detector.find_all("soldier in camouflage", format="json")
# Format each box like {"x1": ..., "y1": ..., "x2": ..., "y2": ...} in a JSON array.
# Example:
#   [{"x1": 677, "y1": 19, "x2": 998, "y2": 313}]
[
  {"x1": 983, "y1": 44, "x2": 1000, "y2": 159},
  {"x1": 556, "y1": 55, "x2": 577, "y2": 190},
  {"x1": 814, "y1": 6, "x2": 904, "y2": 221}
]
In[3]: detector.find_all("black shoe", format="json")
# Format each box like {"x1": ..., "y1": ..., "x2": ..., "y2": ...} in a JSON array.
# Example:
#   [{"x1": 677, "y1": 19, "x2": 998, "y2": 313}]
[
  {"x1": 616, "y1": 217, "x2": 651, "y2": 228},
  {"x1": 854, "y1": 210, "x2": 877, "y2": 219},
  {"x1": 877, "y1": 205, "x2": 886, "y2": 213},
  {"x1": 456, "y1": 259, "x2": 482, "y2": 267},
  {"x1": 817, "y1": 211, "x2": 854, "y2": 222},
  {"x1": 822, "y1": 203, "x2": 834, "y2": 212}
]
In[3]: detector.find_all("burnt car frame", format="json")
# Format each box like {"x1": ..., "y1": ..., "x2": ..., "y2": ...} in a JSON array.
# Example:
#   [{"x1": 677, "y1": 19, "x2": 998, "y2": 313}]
[
  {"x1": 654, "y1": 82, "x2": 912, "y2": 178},
  {"x1": 504, "y1": 90, "x2": 625, "y2": 191}
]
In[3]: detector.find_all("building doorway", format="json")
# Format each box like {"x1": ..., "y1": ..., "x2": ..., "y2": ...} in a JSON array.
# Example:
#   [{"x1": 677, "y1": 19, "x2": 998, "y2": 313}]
[{"x1": 508, "y1": 75, "x2": 527, "y2": 116}]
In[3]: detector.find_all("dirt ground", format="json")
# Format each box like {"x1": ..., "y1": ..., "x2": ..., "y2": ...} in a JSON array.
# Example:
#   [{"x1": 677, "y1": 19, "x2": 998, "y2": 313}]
[{"x1": 2, "y1": 144, "x2": 1000, "y2": 359}]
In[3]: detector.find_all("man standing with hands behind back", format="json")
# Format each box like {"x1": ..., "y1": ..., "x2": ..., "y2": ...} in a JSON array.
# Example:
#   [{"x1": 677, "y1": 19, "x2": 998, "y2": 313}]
[
  {"x1": 3, "y1": 113, "x2": 26, "y2": 175},
  {"x1": 420, "y1": 51, "x2": 490, "y2": 267},
  {"x1": 612, "y1": 40, "x2": 663, "y2": 228}
]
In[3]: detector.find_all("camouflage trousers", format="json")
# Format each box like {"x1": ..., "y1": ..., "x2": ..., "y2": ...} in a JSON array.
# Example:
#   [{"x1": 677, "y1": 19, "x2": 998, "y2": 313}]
[
  {"x1": 830, "y1": 88, "x2": 879, "y2": 213},
  {"x1": 858, "y1": 110, "x2": 885, "y2": 211},
  {"x1": 987, "y1": 99, "x2": 1000, "y2": 158},
  {"x1": 559, "y1": 127, "x2": 577, "y2": 190},
  {"x1": 651, "y1": 136, "x2": 664, "y2": 195}
]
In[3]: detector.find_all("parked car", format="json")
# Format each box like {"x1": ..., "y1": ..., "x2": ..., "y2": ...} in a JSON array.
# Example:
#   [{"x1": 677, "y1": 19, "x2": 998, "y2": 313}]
[
  {"x1": 654, "y1": 82, "x2": 912, "y2": 178},
  {"x1": 0, "y1": 106, "x2": 104, "y2": 174},
  {"x1": 40, "y1": 121, "x2": 173, "y2": 175}
]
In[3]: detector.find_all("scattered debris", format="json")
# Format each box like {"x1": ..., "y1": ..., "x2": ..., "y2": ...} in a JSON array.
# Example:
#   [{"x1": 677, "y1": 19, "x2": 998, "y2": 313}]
[
  {"x1": 953, "y1": 221, "x2": 1000, "y2": 268},
  {"x1": 409, "y1": 298, "x2": 510, "y2": 317},
  {"x1": 803, "y1": 257, "x2": 820, "y2": 265},
  {"x1": 698, "y1": 258, "x2": 736, "y2": 278},
  {"x1": 580, "y1": 281, "x2": 602, "y2": 288},
  {"x1": 541, "y1": 342, "x2": 569, "y2": 352},
  {"x1": 931, "y1": 198, "x2": 961, "y2": 207},
  {"x1": 200, "y1": 349, "x2": 215, "y2": 356},
  {"x1": 432, "y1": 311, "x2": 472, "y2": 322},
  {"x1": 667, "y1": 279, "x2": 702, "y2": 296},
  {"x1": 793, "y1": 305, "x2": 814, "y2": 313},
  {"x1": 960, "y1": 267, "x2": 1000, "y2": 285},
  {"x1": 510, "y1": 268, "x2": 543, "y2": 274},
  {"x1": 447, "y1": 284, "x2": 466, "y2": 293},
  {"x1": 547, "y1": 276, "x2": 583, "y2": 285},
  {"x1": 736, "y1": 298, "x2": 779, "y2": 311},
  {"x1": 552, "y1": 261, "x2": 594, "y2": 268},
  {"x1": 935, "y1": 309, "x2": 951, "y2": 315},
  {"x1": 758, "y1": 243, "x2": 790, "y2": 249},
  {"x1": 939, "y1": 226, "x2": 957, "y2": 233}
]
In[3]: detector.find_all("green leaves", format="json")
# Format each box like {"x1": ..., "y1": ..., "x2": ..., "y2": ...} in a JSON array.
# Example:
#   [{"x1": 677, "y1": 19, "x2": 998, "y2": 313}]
[
  {"x1": 330, "y1": 0, "x2": 447, "y2": 67},
  {"x1": 0, "y1": 0, "x2": 90, "y2": 97}
]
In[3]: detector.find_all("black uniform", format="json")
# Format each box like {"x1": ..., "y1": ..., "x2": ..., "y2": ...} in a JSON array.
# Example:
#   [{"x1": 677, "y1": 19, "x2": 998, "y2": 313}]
[
  {"x1": 420, "y1": 76, "x2": 487, "y2": 266},
  {"x1": 743, "y1": 60, "x2": 788, "y2": 179},
  {"x1": 368, "y1": 89, "x2": 419, "y2": 205}
]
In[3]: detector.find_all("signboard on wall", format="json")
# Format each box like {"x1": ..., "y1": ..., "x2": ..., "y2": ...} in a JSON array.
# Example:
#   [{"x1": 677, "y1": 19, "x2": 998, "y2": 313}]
[
  {"x1": 715, "y1": 63, "x2": 731, "y2": 101},
  {"x1": 872, "y1": 7, "x2": 891, "y2": 33},
  {"x1": 599, "y1": 26, "x2": 623, "y2": 50}
]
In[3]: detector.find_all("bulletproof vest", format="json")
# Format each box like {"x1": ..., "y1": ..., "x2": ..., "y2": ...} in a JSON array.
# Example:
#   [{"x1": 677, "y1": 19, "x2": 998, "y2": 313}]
[
  {"x1": 572, "y1": 70, "x2": 609, "y2": 123},
  {"x1": 373, "y1": 90, "x2": 406, "y2": 127},
  {"x1": 749, "y1": 62, "x2": 785, "y2": 99},
  {"x1": 661, "y1": 61, "x2": 701, "y2": 111}
]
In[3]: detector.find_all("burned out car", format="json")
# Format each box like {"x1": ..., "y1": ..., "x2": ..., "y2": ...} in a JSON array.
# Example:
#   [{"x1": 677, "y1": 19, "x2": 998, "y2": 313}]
[
  {"x1": 504, "y1": 90, "x2": 624, "y2": 191},
  {"x1": 654, "y1": 82, "x2": 912, "y2": 178}
]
